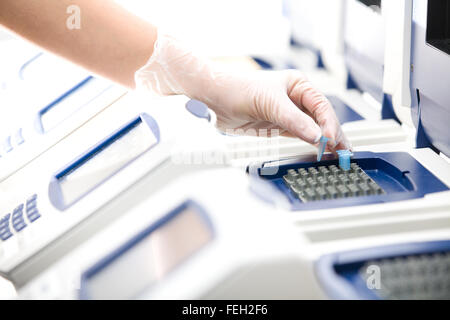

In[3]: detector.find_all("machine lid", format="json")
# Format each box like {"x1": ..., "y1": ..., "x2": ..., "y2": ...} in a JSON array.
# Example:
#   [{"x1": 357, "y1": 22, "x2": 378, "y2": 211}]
[
  {"x1": 410, "y1": 0, "x2": 450, "y2": 157},
  {"x1": 344, "y1": 0, "x2": 385, "y2": 103}
]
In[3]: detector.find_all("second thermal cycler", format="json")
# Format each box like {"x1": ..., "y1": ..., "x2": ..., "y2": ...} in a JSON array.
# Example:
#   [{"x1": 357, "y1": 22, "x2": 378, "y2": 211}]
[
  {"x1": 248, "y1": 0, "x2": 450, "y2": 300},
  {"x1": 18, "y1": 169, "x2": 315, "y2": 300},
  {"x1": 0, "y1": 91, "x2": 223, "y2": 288}
]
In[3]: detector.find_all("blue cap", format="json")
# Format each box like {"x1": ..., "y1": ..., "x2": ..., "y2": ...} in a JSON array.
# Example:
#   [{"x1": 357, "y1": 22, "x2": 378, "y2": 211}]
[
  {"x1": 336, "y1": 150, "x2": 354, "y2": 171},
  {"x1": 317, "y1": 136, "x2": 330, "y2": 162}
]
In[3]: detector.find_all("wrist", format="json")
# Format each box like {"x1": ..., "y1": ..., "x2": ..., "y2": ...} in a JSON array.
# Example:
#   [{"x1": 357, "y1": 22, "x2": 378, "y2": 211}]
[{"x1": 135, "y1": 31, "x2": 216, "y2": 99}]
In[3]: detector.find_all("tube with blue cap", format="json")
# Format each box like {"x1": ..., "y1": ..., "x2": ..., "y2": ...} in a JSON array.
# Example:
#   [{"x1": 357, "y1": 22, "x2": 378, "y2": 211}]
[
  {"x1": 336, "y1": 150, "x2": 354, "y2": 171},
  {"x1": 317, "y1": 135, "x2": 353, "y2": 171}
]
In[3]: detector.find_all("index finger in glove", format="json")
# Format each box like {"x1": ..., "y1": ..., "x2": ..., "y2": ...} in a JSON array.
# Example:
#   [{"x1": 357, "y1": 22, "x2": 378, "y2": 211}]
[{"x1": 286, "y1": 71, "x2": 351, "y2": 152}]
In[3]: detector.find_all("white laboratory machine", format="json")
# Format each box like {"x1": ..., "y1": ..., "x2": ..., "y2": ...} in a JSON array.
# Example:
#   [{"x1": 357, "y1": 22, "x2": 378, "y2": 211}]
[
  {"x1": 2, "y1": 0, "x2": 449, "y2": 301},
  {"x1": 18, "y1": 169, "x2": 314, "y2": 300},
  {"x1": 0, "y1": 50, "x2": 127, "y2": 182},
  {"x1": 298, "y1": 0, "x2": 403, "y2": 123},
  {"x1": 247, "y1": 0, "x2": 449, "y2": 221},
  {"x1": 283, "y1": 0, "x2": 408, "y2": 122},
  {"x1": 245, "y1": 0, "x2": 450, "y2": 299},
  {"x1": 283, "y1": 0, "x2": 346, "y2": 76},
  {"x1": 0, "y1": 92, "x2": 223, "y2": 289}
]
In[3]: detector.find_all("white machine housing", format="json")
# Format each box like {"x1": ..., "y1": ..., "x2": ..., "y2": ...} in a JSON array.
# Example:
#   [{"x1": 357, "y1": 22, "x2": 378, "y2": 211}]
[
  {"x1": 18, "y1": 169, "x2": 315, "y2": 300},
  {"x1": 0, "y1": 50, "x2": 127, "y2": 182},
  {"x1": 259, "y1": 0, "x2": 450, "y2": 299},
  {"x1": 0, "y1": 92, "x2": 221, "y2": 287}
]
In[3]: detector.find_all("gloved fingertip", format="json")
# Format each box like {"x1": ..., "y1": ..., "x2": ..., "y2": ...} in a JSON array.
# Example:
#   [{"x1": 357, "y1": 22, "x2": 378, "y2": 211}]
[{"x1": 313, "y1": 132, "x2": 322, "y2": 144}]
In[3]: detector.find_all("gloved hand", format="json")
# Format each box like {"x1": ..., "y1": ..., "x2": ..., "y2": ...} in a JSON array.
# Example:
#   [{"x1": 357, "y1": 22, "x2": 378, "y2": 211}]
[{"x1": 135, "y1": 31, "x2": 351, "y2": 152}]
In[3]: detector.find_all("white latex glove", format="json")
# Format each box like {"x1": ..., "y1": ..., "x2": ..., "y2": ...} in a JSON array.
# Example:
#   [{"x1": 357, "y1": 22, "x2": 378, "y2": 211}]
[{"x1": 135, "y1": 31, "x2": 351, "y2": 152}]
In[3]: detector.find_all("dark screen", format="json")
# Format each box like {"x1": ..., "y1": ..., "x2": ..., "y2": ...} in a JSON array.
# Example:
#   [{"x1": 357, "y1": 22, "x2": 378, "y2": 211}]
[{"x1": 426, "y1": 0, "x2": 450, "y2": 55}]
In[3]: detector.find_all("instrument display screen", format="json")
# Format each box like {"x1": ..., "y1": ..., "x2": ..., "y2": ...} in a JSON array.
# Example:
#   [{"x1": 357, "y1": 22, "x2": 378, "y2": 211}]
[
  {"x1": 39, "y1": 77, "x2": 112, "y2": 133},
  {"x1": 50, "y1": 114, "x2": 159, "y2": 209},
  {"x1": 84, "y1": 202, "x2": 213, "y2": 300}
]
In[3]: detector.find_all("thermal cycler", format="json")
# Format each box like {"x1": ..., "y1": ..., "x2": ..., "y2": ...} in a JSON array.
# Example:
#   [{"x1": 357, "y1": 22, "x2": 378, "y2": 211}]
[
  {"x1": 0, "y1": 90, "x2": 224, "y2": 289},
  {"x1": 0, "y1": 50, "x2": 127, "y2": 183},
  {"x1": 246, "y1": 0, "x2": 450, "y2": 300},
  {"x1": 18, "y1": 169, "x2": 316, "y2": 300}
]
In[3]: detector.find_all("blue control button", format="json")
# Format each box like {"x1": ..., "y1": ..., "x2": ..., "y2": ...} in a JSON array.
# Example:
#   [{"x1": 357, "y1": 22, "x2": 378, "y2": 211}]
[
  {"x1": 28, "y1": 212, "x2": 41, "y2": 223},
  {"x1": 0, "y1": 214, "x2": 10, "y2": 228},
  {"x1": 26, "y1": 201, "x2": 36, "y2": 211},
  {"x1": 0, "y1": 214, "x2": 13, "y2": 241},
  {"x1": 185, "y1": 100, "x2": 211, "y2": 121},
  {"x1": 26, "y1": 206, "x2": 38, "y2": 214},
  {"x1": 12, "y1": 204, "x2": 24, "y2": 218},
  {"x1": 26, "y1": 206, "x2": 38, "y2": 215},
  {"x1": 27, "y1": 194, "x2": 37, "y2": 203},
  {"x1": 15, "y1": 223, "x2": 26, "y2": 232},
  {"x1": 0, "y1": 231, "x2": 13, "y2": 241},
  {"x1": 26, "y1": 194, "x2": 41, "y2": 223},
  {"x1": 13, "y1": 222, "x2": 26, "y2": 232},
  {"x1": 12, "y1": 217, "x2": 24, "y2": 225},
  {"x1": 12, "y1": 204, "x2": 27, "y2": 232}
]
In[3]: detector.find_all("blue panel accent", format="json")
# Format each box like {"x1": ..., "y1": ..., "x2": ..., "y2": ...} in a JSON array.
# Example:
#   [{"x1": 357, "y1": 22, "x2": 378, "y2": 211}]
[
  {"x1": 248, "y1": 151, "x2": 449, "y2": 211},
  {"x1": 316, "y1": 51, "x2": 325, "y2": 70},
  {"x1": 346, "y1": 72, "x2": 359, "y2": 91},
  {"x1": 251, "y1": 57, "x2": 298, "y2": 71},
  {"x1": 14, "y1": 128, "x2": 25, "y2": 146},
  {"x1": 327, "y1": 96, "x2": 364, "y2": 123},
  {"x1": 185, "y1": 100, "x2": 211, "y2": 122},
  {"x1": 79, "y1": 200, "x2": 214, "y2": 300},
  {"x1": 290, "y1": 36, "x2": 301, "y2": 47},
  {"x1": 252, "y1": 57, "x2": 273, "y2": 70},
  {"x1": 2, "y1": 136, "x2": 12, "y2": 153},
  {"x1": 414, "y1": 96, "x2": 432, "y2": 150},
  {"x1": 381, "y1": 94, "x2": 400, "y2": 124},
  {"x1": 410, "y1": 1, "x2": 450, "y2": 156},
  {"x1": 48, "y1": 113, "x2": 160, "y2": 211},
  {"x1": 315, "y1": 240, "x2": 450, "y2": 300}
]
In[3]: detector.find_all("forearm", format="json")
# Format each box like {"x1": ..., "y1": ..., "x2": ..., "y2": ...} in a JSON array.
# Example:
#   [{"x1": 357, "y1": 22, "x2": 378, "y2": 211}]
[{"x1": 0, "y1": 0, "x2": 157, "y2": 88}]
